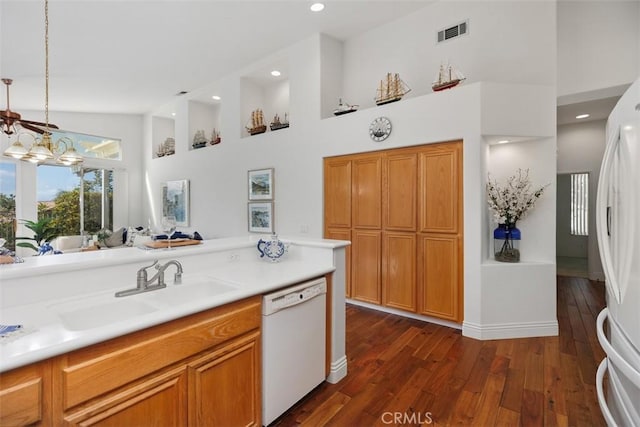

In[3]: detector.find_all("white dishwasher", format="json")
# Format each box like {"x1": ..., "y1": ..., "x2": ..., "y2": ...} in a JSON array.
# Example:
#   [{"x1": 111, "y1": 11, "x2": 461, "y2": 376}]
[{"x1": 262, "y1": 277, "x2": 327, "y2": 426}]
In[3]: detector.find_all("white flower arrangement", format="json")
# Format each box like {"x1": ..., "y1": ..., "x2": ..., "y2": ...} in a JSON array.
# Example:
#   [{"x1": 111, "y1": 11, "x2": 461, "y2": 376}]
[{"x1": 486, "y1": 169, "x2": 548, "y2": 225}]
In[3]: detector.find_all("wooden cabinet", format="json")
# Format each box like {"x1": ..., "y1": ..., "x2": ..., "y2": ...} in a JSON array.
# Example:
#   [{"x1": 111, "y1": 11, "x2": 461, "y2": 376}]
[
  {"x1": 382, "y1": 232, "x2": 416, "y2": 312},
  {"x1": 324, "y1": 141, "x2": 463, "y2": 323},
  {"x1": 188, "y1": 331, "x2": 260, "y2": 427},
  {"x1": 0, "y1": 296, "x2": 262, "y2": 426},
  {"x1": 0, "y1": 361, "x2": 51, "y2": 426},
  {"x1": 352, "y1": 155, "x2": 382, "y2": 229},
  {"x1": 384, "y1": 152, "x2": 417, "y2": 231},
  {"x1": 324, "y1": 159, "x2": 352, "y2": 229},
  {"x1": 417, "y1": 234, "x2": 461, "y2": 321},
  {"x1": 351, "y1": 230, "x2": 381, "y2": 304},
  {"x1": 418, "y1": 145, "x2": 460, "y2": 234},
  {"x1": 54, "y1": 296, "x2": 262, "y2": 426}
]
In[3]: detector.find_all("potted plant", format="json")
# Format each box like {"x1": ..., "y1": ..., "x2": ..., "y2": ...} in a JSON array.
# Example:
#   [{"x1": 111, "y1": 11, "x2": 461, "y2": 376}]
[
  {"x1": 486, "y1": 169, "x2": 548, "y2": 262},
  {"x1": 16, "y1": 218, "x2": 61, "y2": 255}
]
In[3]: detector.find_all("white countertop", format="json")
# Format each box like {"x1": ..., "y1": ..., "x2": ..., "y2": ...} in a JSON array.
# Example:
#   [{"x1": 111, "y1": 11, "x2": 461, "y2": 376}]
[{"x1": 0, "y1": 236, "x2": 349, "y2": 372}]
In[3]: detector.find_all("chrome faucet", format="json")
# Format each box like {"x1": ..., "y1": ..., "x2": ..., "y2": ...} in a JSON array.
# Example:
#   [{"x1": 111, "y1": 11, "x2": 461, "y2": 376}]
[
  {"x1": 157, "y1": 260, "x2": 183, "y2": 286},
  {"x1": 115, "y1": 259, "x2": 182, "y2": 297}
]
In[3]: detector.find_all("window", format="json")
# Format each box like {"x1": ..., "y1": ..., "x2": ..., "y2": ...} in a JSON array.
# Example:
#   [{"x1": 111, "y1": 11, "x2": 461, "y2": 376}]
[
  {"x1": 37, "y1": 165, "x2": 113, "y2": 236},
  {"x1": 0, "y1": 161, "x2": 17, "y2": 250},
  {"x1": 570, "y1": 172, "x2": 589, "y2": 236}
]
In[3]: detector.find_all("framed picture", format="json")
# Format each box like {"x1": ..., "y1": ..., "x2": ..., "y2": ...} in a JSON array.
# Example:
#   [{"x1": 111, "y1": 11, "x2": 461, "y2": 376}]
[
  {"x1": 248, "y1": 168, "x2": 274, "y2": 200},
  {"x1": 162, "y1": 180, "x2": 190, "y2": 226},
  {"x1": 248, "y1": 202, "x2": 274, "y2": 233}
]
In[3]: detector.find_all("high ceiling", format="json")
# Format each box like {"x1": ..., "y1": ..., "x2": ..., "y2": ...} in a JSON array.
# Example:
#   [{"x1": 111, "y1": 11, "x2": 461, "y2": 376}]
[{"x1": 0, "y1": 1, "x2": 432, "y2": 115}]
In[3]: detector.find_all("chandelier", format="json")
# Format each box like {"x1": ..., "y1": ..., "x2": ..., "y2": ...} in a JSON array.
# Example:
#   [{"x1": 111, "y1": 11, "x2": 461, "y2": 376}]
[{"x1": 2, "y1": 0, "x2": 83, "y2": 166}]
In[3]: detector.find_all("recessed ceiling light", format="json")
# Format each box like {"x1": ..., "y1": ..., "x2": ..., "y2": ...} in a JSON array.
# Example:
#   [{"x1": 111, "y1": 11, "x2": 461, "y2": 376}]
[
  {"x1": 271, "y1": 70, "x2": 281, "y2": 77},
  {"x1": 497, "y1": 139, "x2": 510, "y2": 144},
  {"x1": 171, "y1": 112, "x2": 176, "y2": 117},
  {"x1": 310, "y1": 3, "x2": 325, "y2": 12},
  {"x1": 212, "y1": 95, "x2": 221, "y2": 100},
  {"x1": 576, "y1": 114, "x2": 590, "y2": 119}
]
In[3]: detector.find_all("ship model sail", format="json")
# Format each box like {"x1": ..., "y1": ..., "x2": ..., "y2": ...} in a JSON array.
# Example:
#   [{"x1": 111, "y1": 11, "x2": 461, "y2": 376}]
[
  {"x1": 375, "y1": 73, "x2": 411, "y2": 106},
  {"x1": 432, "y1": 63, "x2": 466, "y2": 92},
  {"x1": 246, "y1": 109, "x2": 267, "y2": 135}
]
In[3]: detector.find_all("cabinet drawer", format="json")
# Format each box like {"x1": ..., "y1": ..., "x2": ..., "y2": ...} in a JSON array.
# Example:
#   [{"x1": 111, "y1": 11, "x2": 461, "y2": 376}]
[{"x1": 58, "y1": 296, "x2": 261, "y2": 410}]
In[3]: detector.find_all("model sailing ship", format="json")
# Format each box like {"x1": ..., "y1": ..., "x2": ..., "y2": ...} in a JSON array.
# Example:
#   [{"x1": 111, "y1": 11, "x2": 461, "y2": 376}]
[
  {"x1": 246, "y1": 109, "x2": 267, "y2": 135},
  {"x1": 333, "y1": 98, "x2": 359, "y2": 116},
  {"x1": 210, "y1": 128, "x2": 221, "y2": 145},
  {"x1": 375, "y1": 73, "x2": 411, "y2": 106},
  {"x1": 432, "y1": 63, "x2": 466, "y2": 92},
  {"x1": 192, "y1": 130, "x2": 207, "y2": 149},
  {"x1": 270, "y1": 113, "x2": 289, "y2": 131}
]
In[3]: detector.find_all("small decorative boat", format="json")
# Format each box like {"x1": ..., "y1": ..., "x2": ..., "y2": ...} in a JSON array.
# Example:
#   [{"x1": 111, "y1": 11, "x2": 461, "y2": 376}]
[
  {"x1": 210, "y1": 128, "x2": 221, "y2": 145},
  {"x1": 432, "y1": 62, "x2": 466, "y2": 92},
  {"x1": 375, "y1": 73, "x2": 411, "y2": 106},
  {"x1": 333, "y1": 98, "x2": 359, "y2": 116},
  {"x1": 192, "y1": 130, "x2": 207, "y2": 149},
  {"x1": 270, "y1": 113, "x2": 289, "y2": 131},
  {"x1": 246, "y1": 109, "x2": 267, "y2": 135}
]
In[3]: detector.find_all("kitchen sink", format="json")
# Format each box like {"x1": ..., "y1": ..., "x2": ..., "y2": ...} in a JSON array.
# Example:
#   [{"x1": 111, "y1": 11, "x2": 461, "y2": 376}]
[
  {"x1": 55, "y1": 298, "x2": 157, "y2": 331},
  {"x1": 146, "y1": 281, "x2": 238, "y2": 305}
]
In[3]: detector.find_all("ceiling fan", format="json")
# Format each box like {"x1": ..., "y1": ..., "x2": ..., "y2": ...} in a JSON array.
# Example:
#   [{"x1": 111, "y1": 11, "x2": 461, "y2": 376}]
[{"x1": 1, "y1": 78, "x2": 59, "y2": 135}]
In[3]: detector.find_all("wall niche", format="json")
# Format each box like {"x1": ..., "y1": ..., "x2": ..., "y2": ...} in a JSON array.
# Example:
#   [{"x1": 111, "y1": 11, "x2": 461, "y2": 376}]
[{"x1": 240, "y1": 60, "x2": 290, "y2": 138}]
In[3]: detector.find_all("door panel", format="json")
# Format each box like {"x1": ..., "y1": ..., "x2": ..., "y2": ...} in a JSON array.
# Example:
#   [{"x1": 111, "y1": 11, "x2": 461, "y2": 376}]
[
  {"x1": 384, "y1": 153, "x2": 417, "y2": 231},
  {"x1": 419, "y1": 146, "x2": 459, "y2": 234},
  {"x1": 351, "y1": 230, "x2": 381, "y2": 304},
  {"x1": 324, "y1": 159, "x2": 352, "y2": 229},
  {"x1": 382, "y1": 232, "x2": 416, "y2": 312},
  {"x1": 418, "y1": 234, "x2": 460, "y2": 321},
  {"x1": 352, "y1": 156, "x2": 382, "y2": 229}
]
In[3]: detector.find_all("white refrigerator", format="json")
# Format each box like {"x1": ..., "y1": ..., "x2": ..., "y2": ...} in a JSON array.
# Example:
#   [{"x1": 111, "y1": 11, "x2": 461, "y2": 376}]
[{"x1": 595, "y1": 77, "x2": 640, "y2": 426}]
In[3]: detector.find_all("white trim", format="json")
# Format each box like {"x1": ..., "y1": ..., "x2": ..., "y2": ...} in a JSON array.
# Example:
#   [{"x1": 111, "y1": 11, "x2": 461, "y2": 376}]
[
  {"x1": 326, "y1": 355, "x2": 348, "y2": 384},
  {"x1": 462, "y1": 320, "x2": 558, "y2": 340},
  {"x1": 346, "y1": 299, "x2": 462, "y2": 330}
]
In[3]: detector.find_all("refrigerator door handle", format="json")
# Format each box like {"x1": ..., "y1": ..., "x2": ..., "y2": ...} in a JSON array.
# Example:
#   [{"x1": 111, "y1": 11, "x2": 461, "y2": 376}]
[
  {"x1": 596, "y1": 358, "x2": 619, "y2": 427},
  {"x1": 607, "y1": 206, "x2": 611, "y2": 236},
  {"x1": 597, "y1": 127, "x2": 622, "y2": 303}
]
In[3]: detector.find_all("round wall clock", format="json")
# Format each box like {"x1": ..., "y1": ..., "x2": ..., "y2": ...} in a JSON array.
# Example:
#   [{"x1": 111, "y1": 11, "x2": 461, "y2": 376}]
[{"x1": 369, "y1": 116, "x2": 392, "y2": 142}]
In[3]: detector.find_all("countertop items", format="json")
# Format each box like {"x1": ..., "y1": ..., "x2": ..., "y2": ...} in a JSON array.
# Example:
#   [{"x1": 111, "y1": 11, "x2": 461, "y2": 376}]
[{"x1": 0, "y1": 236, "x2": 349, "y2": 373}]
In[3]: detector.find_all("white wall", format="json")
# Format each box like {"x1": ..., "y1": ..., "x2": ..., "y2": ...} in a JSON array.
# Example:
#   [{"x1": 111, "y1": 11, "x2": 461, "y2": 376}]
[
  {"x1": 142, "y1": 0, "x2": 557, "y2": 339},
  {"x1": 342, "y1": 1, "x2": 556, "y2": 110},
  {"x1": 557, "y1": 119, "x2": 606, "y2": 280},
  {"x1": 558, "y1": 1, "x2": 640, "y2": 98}
]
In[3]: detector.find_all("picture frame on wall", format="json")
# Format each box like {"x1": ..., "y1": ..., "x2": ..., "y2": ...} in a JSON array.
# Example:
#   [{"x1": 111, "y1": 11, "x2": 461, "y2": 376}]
[
  {"x1": 248, "y1": 168, "x2": 274, "y2": 200},
  {"x1": 162, "y1": 179, "x2": 190, "y2": 226},
  {"x1": 248, "y1": 202, "x2": 274, "y2": 233}
]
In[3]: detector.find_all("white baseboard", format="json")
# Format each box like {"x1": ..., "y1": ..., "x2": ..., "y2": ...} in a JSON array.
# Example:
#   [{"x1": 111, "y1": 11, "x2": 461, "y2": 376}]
[
  {"x1": 462, "y1": 320, "x2": 559, "y2": 340},
  {"x1": 326, "y1": 355, "x2": 347, "y2": 384}
]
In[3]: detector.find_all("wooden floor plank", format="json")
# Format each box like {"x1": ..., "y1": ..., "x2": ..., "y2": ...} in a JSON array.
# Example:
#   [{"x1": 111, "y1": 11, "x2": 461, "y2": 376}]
[{"x1": 274, "y1": 277, "x2": 606, "y2": 427}]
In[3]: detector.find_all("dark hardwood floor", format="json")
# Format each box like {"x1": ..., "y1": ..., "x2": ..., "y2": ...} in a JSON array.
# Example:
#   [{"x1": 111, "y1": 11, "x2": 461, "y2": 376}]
[{"x1": 274, "y1": 276, "x2": 606, "y2": 426}]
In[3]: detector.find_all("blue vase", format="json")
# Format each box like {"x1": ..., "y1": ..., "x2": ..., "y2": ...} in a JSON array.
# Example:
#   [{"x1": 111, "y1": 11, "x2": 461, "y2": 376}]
[{"x1": 494, "y1": 224, "x2": 521, "y2": 262}]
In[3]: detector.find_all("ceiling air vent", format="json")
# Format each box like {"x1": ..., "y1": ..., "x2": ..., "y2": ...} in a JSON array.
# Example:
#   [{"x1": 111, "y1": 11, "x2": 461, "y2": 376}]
[{"x1": 437, "y1": 20, "x2": 469, "y2": 43}]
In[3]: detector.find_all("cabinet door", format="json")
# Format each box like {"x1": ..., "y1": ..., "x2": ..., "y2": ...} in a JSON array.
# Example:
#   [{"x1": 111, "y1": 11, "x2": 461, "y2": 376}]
[
  {"x1": 0, "y1": 361, "x2": 51, "y2": 426},
  {"x1": 418, "y1": 144, "x2": 461, "y2": 234},
  {"x1": 382, "y1": 232, "x2": 416, "y2": 312},
  {"x1": 325, "y1": 228, "x2": 351, "y2": 297},
  {"x1": 384, "y1": 152, "x2": 417, "y2": 231},
  {"x1": 417, "y1": 234, "x2": 461, "y2": 321},
  {"x1": 189, "y1": 331, "x2": 261, "y2": 427},
  {"x1": 351, "y1": 230, "x2": 381, "y2": 304},
  {"x1": 352, "y1": 155, "x2": 382, "y2": 229},
  {"x1": 64, "y1": 368, "x2": 187, "y2": 426},
  {"x1": 324, "y1": 159, "x2": 352, "y2": 229}
]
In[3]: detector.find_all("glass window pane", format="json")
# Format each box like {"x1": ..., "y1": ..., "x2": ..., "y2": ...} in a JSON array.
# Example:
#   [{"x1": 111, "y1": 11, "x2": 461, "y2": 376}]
[
  {"x1": 570, "y1": 173, "x2": 589, "y2": 236},
  {"x1": 37, "y1": 165, "x2": 81, "y2": 235},
  {"x1": 0, "y1": 162, "x2": 17, "y2": 250}
]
